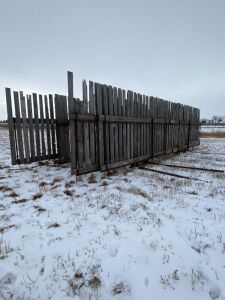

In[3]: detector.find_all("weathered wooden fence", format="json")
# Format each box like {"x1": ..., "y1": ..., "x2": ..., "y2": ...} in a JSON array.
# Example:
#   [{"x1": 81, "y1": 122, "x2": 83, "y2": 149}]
[
  {"x1": 5, "y1": 89, "x2": 69, "y2": 164},
  {"x1": 67, "y1": 72, "x2": 200, "y2": 175},
  {"x1": 5, "y1": 72, "x2": 200, "y2": 175}
]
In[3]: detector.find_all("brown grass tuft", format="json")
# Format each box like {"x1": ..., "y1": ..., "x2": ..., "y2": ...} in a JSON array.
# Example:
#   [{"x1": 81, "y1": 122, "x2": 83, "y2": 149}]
[
  {"x1": 32, "y1": 193, "x2": 43, "y2": 200},
  {"x1": 12, "y1": 199, "x2": 28, "y2": 204},
  {"x1": 8, "y1": 191, "x2": 19, "y2": 198},
  {"x1": 48, "y1": 222, "x2": 60, "y2": 229},
  {"x1": 33, "y1": 205, "x2": 46, "y2": 213},
  {"x1": 88, "y1": 175, "x2": 97, "y2": 184},
  {"x1": 200, "y1": 131, "x2": 225, "y2": 138},
  {"x1": 39, "y1": 181, "x2": 48, "y2": 187},
  {"x1": 64, "y1": 190, "x2": 73, "y2": 196},
  {"x1": 127, "y1": 187, "x2": 148, "y2": 198}
]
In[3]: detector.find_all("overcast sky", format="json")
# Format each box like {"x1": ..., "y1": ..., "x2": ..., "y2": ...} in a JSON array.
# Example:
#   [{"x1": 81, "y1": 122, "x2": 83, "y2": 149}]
[{"x1": 0, "y1": 0, "x2": 225, "y2": 120}]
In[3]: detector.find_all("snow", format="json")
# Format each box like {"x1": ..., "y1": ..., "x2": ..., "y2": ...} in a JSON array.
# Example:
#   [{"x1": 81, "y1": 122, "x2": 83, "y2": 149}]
[{"x1": 0, "y1": 127, "x2": 225, "y2": 300}]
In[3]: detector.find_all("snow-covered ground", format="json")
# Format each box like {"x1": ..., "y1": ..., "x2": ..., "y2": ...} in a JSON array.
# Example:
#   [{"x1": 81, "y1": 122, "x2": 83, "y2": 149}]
[
  {"x1": 200, "y1": 126, "x2": 225, "y2": 133},
  {"x1": 0, "y1": 127, "x2": 225, "y2": 300}
]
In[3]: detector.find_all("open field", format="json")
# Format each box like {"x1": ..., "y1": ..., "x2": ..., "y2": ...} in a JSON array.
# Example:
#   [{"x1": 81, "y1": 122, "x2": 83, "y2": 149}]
[
  {"x1": 0, "y1": 127, "x2": 225, "y2": 300},
  {"x1": 200, "y1": 131, "x2": 225, "y2": 138}
]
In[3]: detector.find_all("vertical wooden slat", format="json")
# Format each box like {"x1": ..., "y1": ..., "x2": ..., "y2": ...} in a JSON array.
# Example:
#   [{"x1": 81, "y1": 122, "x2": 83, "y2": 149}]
[
  {"x1": 130, "y1": 91, "x2": 134, "y2": 159},
  {"x1": 55, "y1": 94, "x2": 69, "y2": 163},
  {"x1": 103, "y1": 85, "x2": 110, "y2": 168},
  {"x1": 44, "y1": 95, "x2": 51, "y2": 158},
  {"x1": 27, "y1": 95, "x2": 35, "y2": 162},
  {"x1": 49, "y1": 94, "x2": 56, "y2": 157},
  {"x1": 83, "y1": 80, "x2": 90, "y2": 166},
  {"x1": 33, "y1": 93, "x2": 40, "y2": 161},
  {"x1": 113, "y1": 87, "x2": 119, "y2": 162},
  {"x1": 108, "y1": 86, "x2": 114, "y2": 163},
  {"x1": 76, "y1": 99, "x2": 84, "y2": 170},
  {"x1": 68, "y1": 71, "x2": 76, "y2": 174},
  {"x1": 122, "y1": 89, "x2": 127, "y2": 160},
  {"x1": 5, "y1": 88, "x2": 17, "y2": 165},
  {"x1": 134, "y1": 93, "x2": 138, "y2": 157},
  {"x1": 39, "y1": 95, "x2": 46, "y2": 160},
  {"x1": 89, "y1": 81, "x2": 96, "y2": 164},
  {"x1": 127, "y1": 91, "x2": 131, "y2": 159},
  {"x1": 118, "y1": 88, "x2": 123, "y2": 161},
  {"x1": 14, "y1": 91, "x2": 24, "y2": 163},
  {"x1": 20, "y1": 91, "x2": 30, "y2": 163},
  {"x1": 96, "y1": 84, "x2": 104, "y2": 168}
]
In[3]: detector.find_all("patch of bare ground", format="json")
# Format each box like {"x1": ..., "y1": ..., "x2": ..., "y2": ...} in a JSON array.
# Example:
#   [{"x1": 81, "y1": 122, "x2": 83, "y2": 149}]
[{"x1": 200, "y1": 131, "x2": 225, "y2": 138}]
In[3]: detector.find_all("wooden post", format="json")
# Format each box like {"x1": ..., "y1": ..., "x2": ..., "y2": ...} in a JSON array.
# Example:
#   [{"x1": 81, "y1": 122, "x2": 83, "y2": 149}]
[
  {"x1": 55, "y1": 94, "x2": 69, "y2": 163},
  {"x1": 68, "y1": 71, "x2": 77, "y2": 175},
  {"x1": 14, "y1": 91, "x2": 25, "y2": 163},
  {"x1": 5, "y1": 88, "x2": 17, "y2": 165}
]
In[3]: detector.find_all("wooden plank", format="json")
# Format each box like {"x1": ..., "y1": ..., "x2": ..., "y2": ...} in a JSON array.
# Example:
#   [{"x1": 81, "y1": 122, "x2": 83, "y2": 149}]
[
  {"x1": 113, "y1": 87, "x2": 119, "y2": 162},
  {"x1": 39, "y1": 94, "x2": 46, "y2": 160},
  {"x1": 55, "y1": 94, "x2": 69, "y2": 163},
  {"x1": 122, "y1": 89, "x2": 127, "y2": 160},
  {"x1": 27, "y1": 95, "x2": 35, "y2": 162},
  {"x1": 5, "y1": 88, "x2": 17, "y2": 164},
  {"x1": 44, "y1": 95, "x2": 51, "y2": 158},
  {"x1": 32, "y1": 93, "x2": 40, "y2": 161},
  {"x1": 133, "y1": 93, "x2": 138, "y2": 157},
  {"x1": 89, "y1": 81, "x2": 96, "y2": 164},
  {"x1": 83, "y1": 80, "x2": 90, "y2": 166},
  {"x1": 140, "y1": 95, "x2": 144, "y2": 156},
  {"x1": 49, "y1": 94, "x2": 56, "y2": 157},
  {"x1": 108, "y1": 85, "x2": 114, "y2": 163},
  {"x1": 118, "y1": 88, "x2": 123, "y2": 160},
  {"x1": 96, "y1": 84, "x2": 104, "y2": 168},
  {"x1": 130, "y1": 91, "x2": 134, "y2": 159},
  {"x1": 20, "y1": 91, "x2": 30, "y2": 163},
  {"x1": 126, "y1": 91, "x2": 131, "y2": 159},
  {"x1": 146, "y1": 96, "x2": 150, "y2": 155},
  {"x1": 76, "y1": 99, "x2": 84, "y2": 169},
  {"x1": 14, "y1": 91, "x2": 24, "y2": 163},
  {"x1": 67, "y1": 71, "x2": 76, "y2": 174},
  {"x1": 103, "y1": 85, "x2": 110, "y2": 167}
]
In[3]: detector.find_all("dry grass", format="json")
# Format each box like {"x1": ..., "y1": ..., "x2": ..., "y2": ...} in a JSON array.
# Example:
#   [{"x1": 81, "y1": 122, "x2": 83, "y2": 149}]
[
  {"x1": 8, "y1": 191, "x2": 19, "y2": 198},
  {"x1": 32, "y1": 193, "x2": 43, "y2": 200},
  {"x1": 12, "y1": 199, "x2": 28, "y2": 204},
  {"x1": 127, "y1": 187, "x2": 148, "y2": 198},
  {"x1": 33, "y1": 205, "x2": 47, "y2": 213},
  {"x1": 64, "y1": 190, "x2": 73, "y2": 196},
  {"x1": 48, "y1": 222, "x2": 60, "y2": 229},
  {"x1": 88, "y1": 175, "x2": 97, "y2": 184},
  {"x1": 0, "y1": 185, "x2": 13, "y2": 192},
  {"x1": 39, "y1": 181, "x2": 48, "y2": 187},
  {"x1": 200, "y1": 131, "x2": 225, "y2": 138}
]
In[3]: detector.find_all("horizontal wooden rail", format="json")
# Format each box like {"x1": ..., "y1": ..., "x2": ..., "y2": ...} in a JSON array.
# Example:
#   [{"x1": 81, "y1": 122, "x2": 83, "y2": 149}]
[{"x1": 69, "y1": 113, "x2": 199, "y2": 125}]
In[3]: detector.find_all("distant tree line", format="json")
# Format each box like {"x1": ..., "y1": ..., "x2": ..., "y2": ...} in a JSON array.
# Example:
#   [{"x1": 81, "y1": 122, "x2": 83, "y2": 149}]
[{"x1": 0, "y1": 120, "x2": 8, "y2": 123}]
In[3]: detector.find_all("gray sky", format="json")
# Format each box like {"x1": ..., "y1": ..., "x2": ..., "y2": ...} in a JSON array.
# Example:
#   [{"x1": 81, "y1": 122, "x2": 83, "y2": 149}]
[{"x1": 0, "y1": 0, "x2": 225, "y2": 120}]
